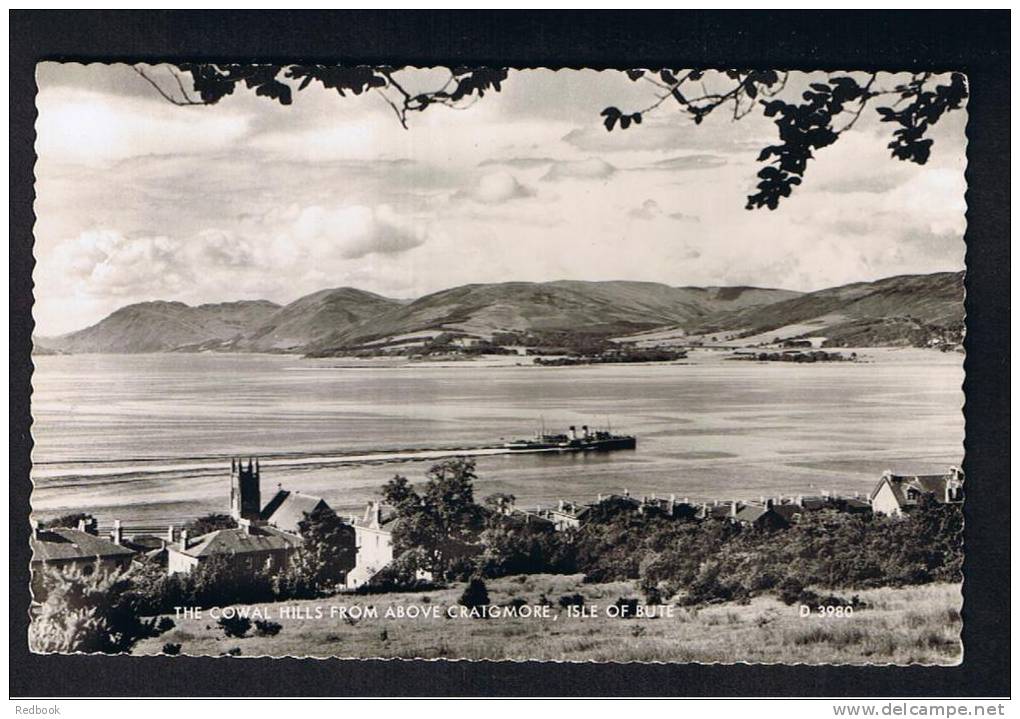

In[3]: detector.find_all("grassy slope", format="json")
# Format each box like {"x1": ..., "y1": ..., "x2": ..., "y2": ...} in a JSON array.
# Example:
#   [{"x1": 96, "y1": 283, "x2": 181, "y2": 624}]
[
  {"x1": 41, "y1": 300, "x2": 282, "y2": 353},
  {"x1": 308, "y1": 281, "x2": 801, "y2": 351},
  {"x1": 696, "y1": 272, "x2": 965, "y2": 339},
  {"x1": 135, "y1": 575, "x2": 961, "y2": 664}
]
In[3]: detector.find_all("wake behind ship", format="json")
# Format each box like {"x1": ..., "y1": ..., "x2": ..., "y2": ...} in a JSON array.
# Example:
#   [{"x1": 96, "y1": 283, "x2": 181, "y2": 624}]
[{"x1": 503, "y1": 425, "x2": 636, "y2": 452}]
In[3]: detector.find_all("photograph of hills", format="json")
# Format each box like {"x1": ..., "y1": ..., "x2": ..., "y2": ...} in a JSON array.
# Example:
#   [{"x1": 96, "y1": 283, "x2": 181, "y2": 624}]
[
  {"x1": 28, "y1": 62, "x2": 967, "y2": 666},
  {"x1": 36, "y1": 271, "x2": 963, "y2": 356}
]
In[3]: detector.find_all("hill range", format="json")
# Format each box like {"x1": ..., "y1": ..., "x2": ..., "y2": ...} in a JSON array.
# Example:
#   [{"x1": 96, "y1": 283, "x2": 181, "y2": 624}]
[{"x1": 35, "y1": 272, "x2": 964, "y2": 356}]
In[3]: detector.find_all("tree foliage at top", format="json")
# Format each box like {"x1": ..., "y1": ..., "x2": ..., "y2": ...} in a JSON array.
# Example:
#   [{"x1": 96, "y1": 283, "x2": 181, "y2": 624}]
[
  {"x1": 602, "y1": 69, "x2": 967, "y2": 210},
  {"x1": 138, "y1": 64, "x2": 966, "y2": 210},
  {"x1": 136, "y1": 63, "x2": 506, "y2": 130}
]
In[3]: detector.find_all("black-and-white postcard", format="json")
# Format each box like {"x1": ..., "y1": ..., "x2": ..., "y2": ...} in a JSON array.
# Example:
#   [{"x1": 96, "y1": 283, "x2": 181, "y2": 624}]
[{"x1": 10, "y1": 10, "x2": 1010, "y2": 700}]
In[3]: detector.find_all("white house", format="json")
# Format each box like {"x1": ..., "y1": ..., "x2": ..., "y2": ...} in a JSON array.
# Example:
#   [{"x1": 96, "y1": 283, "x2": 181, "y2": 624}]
[
  {"x1": 346, "y1": 501, "x2": 396, "y2": 588},
  {"x1": 870, "y1": 467, "x2": 964, "y2": 516}
]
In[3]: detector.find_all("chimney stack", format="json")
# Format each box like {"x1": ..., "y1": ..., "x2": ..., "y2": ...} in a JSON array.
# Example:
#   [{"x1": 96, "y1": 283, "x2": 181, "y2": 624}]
[
  {"x1": 180, "y1": 529, "x2": 189, "y2": 550},
  {"x1": 30, "y1": 518, "x2": 41, "y2": 539},
  {"x1": 111, "y1": 519, "x2": 123, "y2": 546},
  {"x1": 166, "y1": 525, "x2": 175, "y2": 545},
  {"x1": 731, "y1": 500, "x2": 739, "y2": 518}
]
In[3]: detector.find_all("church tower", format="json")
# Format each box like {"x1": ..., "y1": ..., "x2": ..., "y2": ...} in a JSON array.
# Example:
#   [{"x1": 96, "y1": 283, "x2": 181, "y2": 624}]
[{"x1": 230, "y1": 457, "x2": 261, "y2": 522}]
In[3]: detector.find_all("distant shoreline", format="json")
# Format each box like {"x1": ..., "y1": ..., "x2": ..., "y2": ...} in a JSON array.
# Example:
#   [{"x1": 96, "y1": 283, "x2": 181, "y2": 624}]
[{"x1": 30, "y1": 345, "x2": 963, "y2": 369}]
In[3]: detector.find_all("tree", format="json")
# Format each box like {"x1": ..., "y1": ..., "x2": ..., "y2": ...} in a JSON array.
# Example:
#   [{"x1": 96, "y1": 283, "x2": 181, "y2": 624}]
[
  {"x1": 483, "y1": 492, "x2": 516, "y2": 515},
  {"x1": 39, "y1": 512, "x2": 94, "y2": 529},
  {"x1": 381, "y1": 458, "x2": 486, "y2": 579},
  {"x1": 139, "y1": 64, "x2": 966, "y2": 209},
  {"x1": 29, "y1": 564, "x2": 154, "y2": 654},
  {"x1": 183, "y1": 513, "x2": 237, "y2": 537},
  {"x1": 277, "y1": 506, "x2": 357, "y2": 597},
  {"x1": 458, "y1": 577, "x2": 490, "y2": 611},
  {"x1": 601, "y1": 70, "x2": 967, "y2": 209}
]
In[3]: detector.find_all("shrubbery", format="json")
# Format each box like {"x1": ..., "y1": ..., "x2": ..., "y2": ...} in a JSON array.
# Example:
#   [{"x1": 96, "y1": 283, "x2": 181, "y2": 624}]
[
  {"x1": 254, "y1": 619, "x2": 283, "y2": 637},
  {"x1": 381, "y1": 460, "x2": 963, "y2": 606},
  {"x1": 29, "y1": 564, "x2": 156, "y2": 654},
  {"x1": 217, "y1": 615, "x2": 251, "y2": 638},
  {"x1": 459, "y1": 578, "x2": 490, "y2": 610}
]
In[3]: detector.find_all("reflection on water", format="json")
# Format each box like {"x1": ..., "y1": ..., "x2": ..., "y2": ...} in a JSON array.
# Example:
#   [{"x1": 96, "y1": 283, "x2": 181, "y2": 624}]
[{"x1": 30, "y1": 352, "x2": 964, "y2": 525}]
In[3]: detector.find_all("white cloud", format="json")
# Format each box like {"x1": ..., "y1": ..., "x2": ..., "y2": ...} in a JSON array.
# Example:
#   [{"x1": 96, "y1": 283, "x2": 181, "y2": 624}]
[
  {"x1": 628, "y1": 199, "x2": 662, "y2": 220},
  {"x1": 35, "y1": 87, "x2": 251, "y2": 166},
  {"x1": 292, "y1": 204, "x2": 428, "y2": 260},
  {"x1": 541, "y1": 157, "x2": 616, "y2": 181},
  {"x1": 466, "y1": 171, "x2": 533, "y2": 203}
]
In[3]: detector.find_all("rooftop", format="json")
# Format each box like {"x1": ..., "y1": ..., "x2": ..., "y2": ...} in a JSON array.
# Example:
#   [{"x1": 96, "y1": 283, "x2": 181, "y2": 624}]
[
  {"x1": 31, "y1": 528, "x2": 136, "y2": 563},
  {"x1": 174, "y1": 524, "x2": 302, "y2": 558},
  {"x1": 261, "y1": 489, "x2": 330, "y2": 533}
]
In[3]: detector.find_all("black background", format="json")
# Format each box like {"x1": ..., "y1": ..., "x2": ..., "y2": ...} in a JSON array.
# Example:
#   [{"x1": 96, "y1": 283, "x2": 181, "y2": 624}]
[{"x1": 9, "y1": 10, "x2": 1010, "y2": 698}]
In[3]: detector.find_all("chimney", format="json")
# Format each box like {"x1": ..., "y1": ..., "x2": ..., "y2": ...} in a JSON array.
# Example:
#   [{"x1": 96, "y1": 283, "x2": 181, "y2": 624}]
[
  {"x1": 30, "y1": 518, "x2": 41, "y2": 539},
  {"x1": 668, "y1": 494, "x2": 676, "y2": 513},
  {"x1": 111, "y1": 519, "x2": 123, "y2": 546},
  {"x1": 239, "y1": 518, "x2": 256, "y2": 535},
  {"x1": 568, "y1": 425, "x2": 577, "y2": 440},
  {"x1": 582, "y1": 425, "x2": 590, "y2": 438},
  {"x1": 731, "y1": 500, "x2": 739, "y2": 518},
  {"x1": 597, "y1": 493, "x2": 604, "y2": 503},
  {"x1": 166, "y1": 525, "x2": 175, "y2": 544},
  {"x1": 180, "y1": 529, "x2": 189, "y2": 550},
  {"x1": 765, "y1": 498, "x2": 774, "y2": 509},
  {"x1": 558, "y1": 499, "x2": 565, "y2": 511},
  {"x1": 796, "y1": 495, "x2": 804, "y2": 506},
  {"x1": 623, "y1": 488, "x2": 629, "y2": 497}
]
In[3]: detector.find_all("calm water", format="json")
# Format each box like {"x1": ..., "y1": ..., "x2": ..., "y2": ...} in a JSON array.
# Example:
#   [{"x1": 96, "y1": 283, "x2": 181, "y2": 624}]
[{"x1": 30, "y1": 352, "x2": 964, "y2": 527}]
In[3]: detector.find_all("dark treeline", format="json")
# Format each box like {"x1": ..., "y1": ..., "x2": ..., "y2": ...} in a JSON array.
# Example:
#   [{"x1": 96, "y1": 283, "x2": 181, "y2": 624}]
[{"x1": 370, "y1": 460, "x2": 962, "y2": 606}]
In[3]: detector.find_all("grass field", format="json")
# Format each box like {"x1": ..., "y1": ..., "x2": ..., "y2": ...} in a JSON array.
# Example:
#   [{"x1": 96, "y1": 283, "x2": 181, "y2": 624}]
[{"x1": 133, "y1": 575, "x2": 962, "y2": 664}]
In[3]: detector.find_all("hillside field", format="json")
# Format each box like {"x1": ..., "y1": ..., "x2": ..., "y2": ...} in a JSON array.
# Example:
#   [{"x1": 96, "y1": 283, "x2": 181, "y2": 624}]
[{"x1": 134, "y1": 575, "x2": 962, "y2": 664}]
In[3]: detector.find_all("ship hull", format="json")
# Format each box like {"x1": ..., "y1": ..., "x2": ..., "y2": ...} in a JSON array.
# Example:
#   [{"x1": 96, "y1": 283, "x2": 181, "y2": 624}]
[{"x1": 582, "y1": 437, "x2": 637, "y2": 451}]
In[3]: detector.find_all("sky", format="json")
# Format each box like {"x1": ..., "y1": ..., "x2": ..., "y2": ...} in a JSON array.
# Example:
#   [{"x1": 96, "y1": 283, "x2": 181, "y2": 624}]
[{"x1": 34, "y1": 64, "x2": 967, "y2": 335}]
